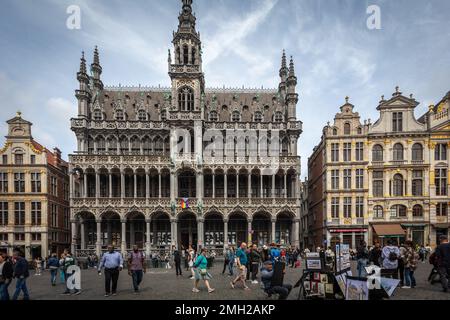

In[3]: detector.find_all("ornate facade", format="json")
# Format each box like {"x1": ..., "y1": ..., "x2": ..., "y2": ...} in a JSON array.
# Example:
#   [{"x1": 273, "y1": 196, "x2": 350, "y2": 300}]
[
  {"x1": 69, "y1": 0, "x2": 303, "y2": 258},
  {"x1": 0, "y1": 113, "x2": 70, "y2": 259},
  {"x1": 307, "y1": 88, "x2": 450, "y2": 250}
]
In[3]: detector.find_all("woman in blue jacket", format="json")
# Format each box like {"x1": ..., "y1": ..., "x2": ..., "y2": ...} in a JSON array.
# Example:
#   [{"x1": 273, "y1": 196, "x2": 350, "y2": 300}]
[
  {"x1": 192, "y1": 248, "x2": 215, "y2": 294},
  {"x1": 47, "y1": 253, "x2": 59, "y2": 286}
]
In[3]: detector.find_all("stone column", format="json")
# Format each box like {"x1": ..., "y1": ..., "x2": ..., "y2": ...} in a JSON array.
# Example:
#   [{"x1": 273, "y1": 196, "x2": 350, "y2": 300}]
[
  {"x1": 197, "y1": 219, "x2": 204, "y2": 249},
  {"x1": 145, "y1": 218, "x2": 151, "y2": 257},
  {"x1": 71, "y1": 220, "x2": 78, "y2": 255},
  {"x1": 172, "y1": 219, "x2": 178, "y2": 248},
  {"x1": 130, "y1": 222, "x2": 135, "y2": 247},
  {"x1": 260, "y1": 175, "x2": 264, "y2": 197},
  {"x1": 196, "y1": 171, "x2": 202, "y2": 200},
  {"x1": 84, "y1": 174, "x2": 88, "y2": 198},
  {"x1": 107, "y1": 221, "x2": 112, "y2": 244},
  {"x1": 272, "y1": 174, "x2": 276, "y2": 198},
  {"x1": 248, "y1": 173, "x2": 252, "y2": 198},
  {"x1": 236, "y1": 174, "x2": 239, "y2": 198},
  {"x1": 121, "y1": 171, "x2": 125, "y2": 198},
  {"x1": 170, "y1": 172, "x2": 175, "y2": 201},
  {"x1": 212, "y1": 174, "x2": 216, "y2": 198},
  {"x1": 294, "y1": 219, "x2": 300, "y2": 247},
  {"x1": 351, "y1": 232, "x2": 356, "y2": 249},
  {"x1": 96, "y1": 219, "x2": 102, "y2": 257},
  {"x1": 134, "y1": 173, "x2": 137, "y2": 198},
  {"x1": 223, "y1": 218, "x2": 229, "y2": 251},
  {"x1": 284, "y1": 174, "x2": 287, "y2": 199},
  {"x1": 224, "y1": 174, "x2": 228, "y2": 199},
  {"x1": 109, "y1": 173, "x2": 113, "y2": 198},
  {"x1": 95, "y1": 172, "x2": 100, "y2": 198},
  {"x1": 146, "y1": 172, "x2": 150, "y2": 199},
  {"x1": 80, "y1": 219, "x2": 86, "y2": 250},
  {"x1": 121, "y1": 219, "x2": 127, "y2": 255},
  {"x1": 69, "y1": 173, "x2": 74, "y2": 199},
  {"x1": 271, "y1": 218, "x2": 276, "y2": 244},
  {"x1": 158, "y1": 172, "x2": 163, "y2": 199},
  {"x1": 247, "y1": 218, "x2": 253, "y2": 244}
]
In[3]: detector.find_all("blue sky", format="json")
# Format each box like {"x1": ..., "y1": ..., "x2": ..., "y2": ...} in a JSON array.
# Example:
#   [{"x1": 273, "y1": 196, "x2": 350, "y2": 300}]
[{"x1": 0, "y1": 0, "x2": 449, "y2": 178}]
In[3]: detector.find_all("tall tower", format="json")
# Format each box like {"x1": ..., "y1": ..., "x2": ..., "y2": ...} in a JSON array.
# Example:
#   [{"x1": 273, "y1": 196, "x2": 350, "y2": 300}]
[
  {"x1": 169, "y1": 0, "x2": 205, "y2": 114},
  {"x1": 75, "y1": 52, "x2": 91, "y2": 118}
]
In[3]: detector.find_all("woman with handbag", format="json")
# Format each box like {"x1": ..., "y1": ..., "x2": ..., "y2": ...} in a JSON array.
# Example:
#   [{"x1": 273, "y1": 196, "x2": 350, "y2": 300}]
[{"x1": 192, "y1": 248, "x2": 215, "y2": 294}]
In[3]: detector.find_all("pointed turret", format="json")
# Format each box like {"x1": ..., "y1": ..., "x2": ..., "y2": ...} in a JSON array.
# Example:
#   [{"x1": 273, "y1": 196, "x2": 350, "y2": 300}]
[
  {"x1": 286, "y1": 56, "x2": 299, "y2": 121},
  {"x1": 278, "y1": 50, "x2": 288, "y2": 99},
  {"x1": 91, "y1": 46, "x2": 103, "y2": 90},
  {"x1": 76, "y1": 51, "x2": 91, "y2": 118}
]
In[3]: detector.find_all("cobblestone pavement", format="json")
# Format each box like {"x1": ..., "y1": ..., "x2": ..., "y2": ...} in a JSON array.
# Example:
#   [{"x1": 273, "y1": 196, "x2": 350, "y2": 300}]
[{"x1": 8, "y1": 260, "x2": 450, "y2": 300}]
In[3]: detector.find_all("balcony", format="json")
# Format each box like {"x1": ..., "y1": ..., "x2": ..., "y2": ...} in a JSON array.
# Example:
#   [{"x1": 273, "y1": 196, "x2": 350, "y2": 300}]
[
  {"x1": 71, "y1": 119, "x2": 170, "y2": 131},
  {"x1": 70, "y1": 154, "x2": 171, "y2": 166}
]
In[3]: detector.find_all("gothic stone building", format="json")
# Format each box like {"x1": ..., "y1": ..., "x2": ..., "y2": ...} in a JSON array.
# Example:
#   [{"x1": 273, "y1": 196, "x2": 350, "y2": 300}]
[
  {"x1": 0, "y1": 113, "x2": 70, "y2": 259},
  {"x1": 69, "y1": 0, "x2": 302, "y2": 258},
  {"x1": 307, "y1": 88, "x2": 450, "y2": 250}
]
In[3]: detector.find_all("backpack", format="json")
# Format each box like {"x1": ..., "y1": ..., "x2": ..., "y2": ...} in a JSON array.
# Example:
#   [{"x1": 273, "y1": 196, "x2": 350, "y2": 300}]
[{"x1": 388, "y1": 249, "x2": 398, "y2": 262}]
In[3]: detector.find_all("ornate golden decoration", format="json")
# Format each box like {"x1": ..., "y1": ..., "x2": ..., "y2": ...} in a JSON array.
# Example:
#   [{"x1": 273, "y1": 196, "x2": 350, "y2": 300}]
[
  {"x1": 24, "y1": 142, "x2": 43, "y2": 154},
  {"x1": 0, "y1": 142, "x2": 12, "y2": 154}
]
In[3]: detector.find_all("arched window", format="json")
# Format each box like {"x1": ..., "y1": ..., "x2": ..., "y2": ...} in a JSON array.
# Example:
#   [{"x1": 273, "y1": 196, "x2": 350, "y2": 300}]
[
  {"x1": 344, "y1": 123, "x2": 351, "y2": 135},
  {"x1": 87, "y1": 137, "x2": 95, "y2": 154},
  {"x1": 93, "y1": 110, "x2": 102, "y2": 121},
  {"x1": 108, "y1": 137, "x2": 117, "y2": 154},
  {"x1": 232, "y1": 111, "x2": 241, "y2": 122},
  {"x1": 154, "y1": 137, "x2": 163, "y2": 154},
  {"x1": 192, "y1": 48, "x2": 196, "y2": 65},
  {"x1": 96, "y1": 137, "x2": 106, "y2": 153},
  {"x1": 120, "y1": 137, "x2": 129, "y2": 154},
  {"x1": 333, "y1": 128, "x2": 338, "y2": 136},
  {"x1": 274, "y1": 112, "x2": 283, "y2": 123},
  {"x1": 161, "y1": 109, "x2": 167, "y2": 121},
  {"x1": 209, "y1": 111, "x2": 218, "y2": 122},
  {"x1": 357, "y1": 127, "x2": 362, "y2": 135},
  {"x1": 393, "y1": 174, "x2": 404, "y2": 196},
  {"x1": 281, "y1": 138, "x2": 289, "y2": 156},
  {"x1": 390, "y1": 205, "x2": 407, "y2": 218},
  {"x1": 178, "y1": 87, "x2": 194, "y2": 112},
  {"x1": 412, "y1": 143, "x2": 423, "y2": 161},
  {"x1": 254, "y1": 112, "x2": 263, "y2": 123},
  {"x1": 393, "y1": 143, "x2": 404, "y2": 161},
  {"x1": 413, "y1": 205, "x2": 423, "y2": 217},
  {"x1": 374, "y1": 205, "x2": 384, "y2": 219},
  {"x1": 143, "y1": 137, "x2": 152, "y2": 155},
  {"x1": 183, "y1": 45, "x2": 189, "y2": 64},
  {"x1": 131, "y1": 137, "x2": 140, "y2": 154},
  {"x1": 115, "y1": 110, "x2": 125, "y2": 121},
  {"x1": 372, "y1": 145, "x2": 384, "y2": 162},
  {"x1": 137, "y1": 110, "x2": 147, "y2": 121}
]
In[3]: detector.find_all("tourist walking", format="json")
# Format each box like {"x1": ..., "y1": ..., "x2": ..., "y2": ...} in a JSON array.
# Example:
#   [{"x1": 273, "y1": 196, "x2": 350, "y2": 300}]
[
  {"x1": 398, "y1": 243, "x2": 407, "y2": 286},
  {"x1": 356, "y1": 240, "x2": 369, "y2": 278},
  {"x1": 435, "y1": 235, "x2": 450, "y2": 292},
  {"x1": 222, "y1": 247, "x2": 231, "y2": 275},
  {"x1": 0, "y1": 253, "x2": 13, "y2": 300},
  {"x1": 61, "y1": 252, "x2": 80, "y2": 295},
  {"x1": 381, "y1": 240, "x2": 400, "y2": 279},
  {"x1": 192, "y1": 248, "x2": 215, "y2": 294},
  {"x1": 47, "y1": 253, "x2": 59, "y2": 286},
  {"x1": 188, "y1": 245, "x2": 195, "y2": 279},
  {"x1": 59, "y1": 253, "x2": 66, "y2": 284},
  {"x1": 230, "y1": 242, "x2": 250, "y2": 290},
  {"x1": 98, "y1": 245, "x2": 124, "y2": 297},
  {"x1": 12, "y1": 250, "x2": 30, "y2": 300},
  {"x1": 227, "y1": 246, "x2": 235, "y2": 276},
  {"x1": 249, "y1": 244, "x2": 261, "y2": 284},
  {"x1": 403, "y1": 240, "x2": 418, "y2": 289},
  {"x1": 173, "y1": 246, "x2": 182, "y2": 277},
  {"x1": 128, "y1": 245, "x2": 146, "y2": 294}
]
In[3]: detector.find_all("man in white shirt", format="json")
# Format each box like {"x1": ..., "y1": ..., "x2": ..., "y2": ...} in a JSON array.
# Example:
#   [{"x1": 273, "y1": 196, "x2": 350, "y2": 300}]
[{"x1": 381, "y1": 240, "x2": 400, "y2": 279}]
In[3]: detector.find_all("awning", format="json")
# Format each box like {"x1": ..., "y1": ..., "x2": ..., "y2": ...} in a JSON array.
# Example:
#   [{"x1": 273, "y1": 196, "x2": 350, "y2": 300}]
[
  {"x1": 432, "y1": 224, "x2": 450, "y2": 229},
  {"x1": 372, "y1": 224, "x2": 406, "y2": 236}
]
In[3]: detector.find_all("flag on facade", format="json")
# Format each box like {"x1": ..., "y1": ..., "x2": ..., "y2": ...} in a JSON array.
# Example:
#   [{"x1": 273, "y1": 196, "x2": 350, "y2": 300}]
[{"x1": 181, "y1": 198, "x2": 189, "y2": 209}]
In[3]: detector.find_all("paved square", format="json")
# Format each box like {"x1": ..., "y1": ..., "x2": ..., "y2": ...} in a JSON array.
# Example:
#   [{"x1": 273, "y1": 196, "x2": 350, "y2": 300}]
[{"x1": 8, "y1": 261, "x2": 450, "y2": 300}]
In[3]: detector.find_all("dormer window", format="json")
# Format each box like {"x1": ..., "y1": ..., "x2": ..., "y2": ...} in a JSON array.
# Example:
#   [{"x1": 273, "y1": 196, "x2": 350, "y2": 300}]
[
  {"x1": 115, "y1": 110, "x2": 125, "y2": 121},
  {"x1": 393, "y1": 112, "x2": 403, "y2": 132},
  {"x1": 254, "y1": 112, "x2": 263, "y2": 123},
  {"x1": 138, "y1": 110, "x2": 147, "y2": 121},
  {"x1": 274, "y1": 112, "x2": 283, "y2": 123},
  {"x1": 161, "y1": 110, "x2": 167, "y2": 121},
  {"x1": 93, "y1": 110, "x2": 102, "y2": 121},
  {"x1": 232, "y1": 111, "x2": 241, "y2": 122},
  {"x1": 178, "y1": 86, "x2": 194, "y2": 112},
  {"x1": 209, "y1": 111, "x2": 218, "y2": 122},
  {"x1": 333, "y1": 128, "x2": 338, "y2": 136},
  {"x1": 344, "y1": 123, "x2": 351, "y2": 135}
]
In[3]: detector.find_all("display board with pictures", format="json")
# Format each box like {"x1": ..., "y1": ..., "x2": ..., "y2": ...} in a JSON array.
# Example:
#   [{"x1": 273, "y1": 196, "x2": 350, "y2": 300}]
[
  {"x1": 335, "y1": 244, "x2": 351, "y2": 274},
  {"x1": 305, "y1": 252, "x2": 323, "y2": 271},
  {"x1": 298, "y1": 270, "x2": 341, "y2": 300}
]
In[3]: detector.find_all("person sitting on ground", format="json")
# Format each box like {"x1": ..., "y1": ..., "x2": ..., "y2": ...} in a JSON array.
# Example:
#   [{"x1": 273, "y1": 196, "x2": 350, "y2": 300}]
[{"x1": 260, "y1": 260, "x2": 292, "y2": 300}]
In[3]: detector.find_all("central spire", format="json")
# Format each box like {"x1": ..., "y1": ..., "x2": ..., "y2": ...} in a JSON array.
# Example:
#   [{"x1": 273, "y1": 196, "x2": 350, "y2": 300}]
[{"x1": 178, "y1": 0, "x2": 196, "y2": 32}]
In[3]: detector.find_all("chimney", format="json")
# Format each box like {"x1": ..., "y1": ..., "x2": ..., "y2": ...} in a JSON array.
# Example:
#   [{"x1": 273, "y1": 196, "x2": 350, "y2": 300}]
[{"x1": 53, "y1": 147, "x2": 62, "y2": 168}]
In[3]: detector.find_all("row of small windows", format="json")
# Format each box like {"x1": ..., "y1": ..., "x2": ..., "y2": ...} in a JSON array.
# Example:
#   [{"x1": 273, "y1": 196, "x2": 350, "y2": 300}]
[
  {"x1": 92, "y1": 109, "x2": 165, "y2": 122},
  {"x1": 209, "y1": 111, "x2": 285, "y2": 123},
  {"x1": 332, "y1": 123, "x2": 363, "y2": 136},
  {"x1": 372, "y1": 143, "x2": 424, "y2": 162},
  {"x1": 1, "y1": 154, "x2": 36, "y2": 165},
  {"x1": 87, "y1": 136, "x2": 170, "y2": 155},
  {"x1": 372, "y1": 203, "x2": 448, "y2": 218}
]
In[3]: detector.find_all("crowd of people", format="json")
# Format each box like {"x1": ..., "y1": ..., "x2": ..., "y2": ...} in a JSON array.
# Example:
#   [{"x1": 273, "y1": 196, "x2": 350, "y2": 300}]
[{"x1": 1, "y1": 235, "x2": 449, "y2": 300}]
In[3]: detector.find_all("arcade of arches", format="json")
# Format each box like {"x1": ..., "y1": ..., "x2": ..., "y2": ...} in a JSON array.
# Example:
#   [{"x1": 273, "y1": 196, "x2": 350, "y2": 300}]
[{"x1": 71, "y1": 211, "x2": 299, "y2": 256}]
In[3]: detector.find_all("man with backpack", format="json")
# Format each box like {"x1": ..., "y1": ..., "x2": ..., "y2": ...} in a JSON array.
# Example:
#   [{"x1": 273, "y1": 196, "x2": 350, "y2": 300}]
[
  {"x1": 11, "y1": 249, "x2": 30, "y2": 300},
  {"x1": 128, "y1": 245, "x2": 146, "y2": 293},
  {"x1": 381, "y1": 240, "x2": 400, "y2": 279}
]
